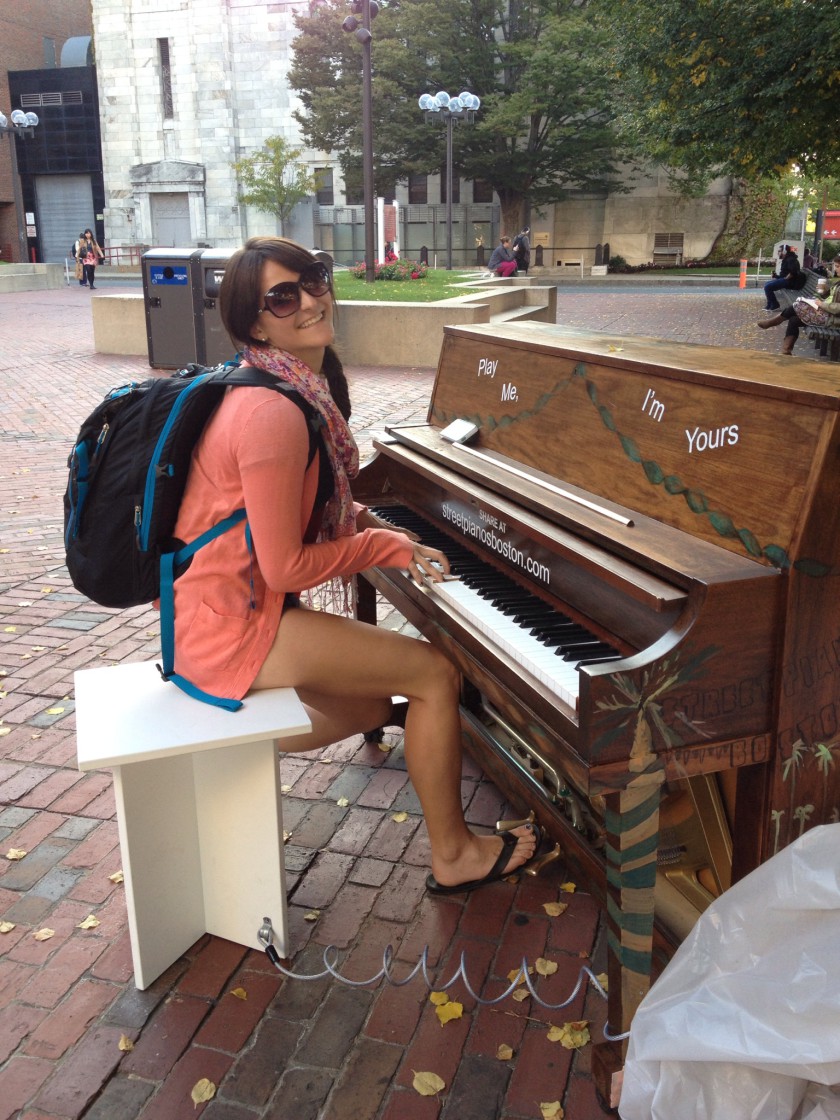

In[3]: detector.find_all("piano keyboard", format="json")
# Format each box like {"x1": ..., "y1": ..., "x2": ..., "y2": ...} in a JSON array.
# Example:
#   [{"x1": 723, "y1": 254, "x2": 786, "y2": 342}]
[{"x1": 371, "y1": 505, "x2": 625, "y2": 709}]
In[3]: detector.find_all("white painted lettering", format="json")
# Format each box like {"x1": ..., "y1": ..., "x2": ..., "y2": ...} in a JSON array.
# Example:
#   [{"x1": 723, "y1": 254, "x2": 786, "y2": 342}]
[
  {"x1": 501, "y1": 382, "x2": 518, "y2": 402},
  {"x1": 685, "y1": 424, "x2": 741, "y2": 453}
]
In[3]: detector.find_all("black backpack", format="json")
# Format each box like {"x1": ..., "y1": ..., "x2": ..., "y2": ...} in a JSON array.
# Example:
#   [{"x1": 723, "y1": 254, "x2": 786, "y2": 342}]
[{"x1": 64, "y1": 359, "x2": 323, "y2": 709}]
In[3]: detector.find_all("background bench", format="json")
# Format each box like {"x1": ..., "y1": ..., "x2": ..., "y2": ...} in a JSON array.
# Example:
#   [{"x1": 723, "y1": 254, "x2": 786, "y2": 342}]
[{"x1": 776, "y1": 268, "x2": 820, "y2": 310}]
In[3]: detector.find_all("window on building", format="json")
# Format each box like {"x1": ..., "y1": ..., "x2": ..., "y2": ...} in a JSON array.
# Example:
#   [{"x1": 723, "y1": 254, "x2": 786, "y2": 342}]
[
  {"x1": 315, "y1": 168, "x2": 334, "y2": 206},
  {"x1": 43, "y1": 38, "x2": 57, "y2": 68},
  {"x1": 472, "y1": 179, "x2": 493, "y2": 203},
  {"x1": 408, "y1": 172, "x2": 428, "y2": 205},
  {"x1": 158, "y1": 39, "x2": 174, "y2": 119},
  {"x1": 440, "y1": 166, "x2": 460, "y2": 204},
  {"x1": 344, "y1": 167, "x2": 363, "y2": 205}
]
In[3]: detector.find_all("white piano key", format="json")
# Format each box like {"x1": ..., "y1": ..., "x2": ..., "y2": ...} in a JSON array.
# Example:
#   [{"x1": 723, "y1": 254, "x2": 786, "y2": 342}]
[{"x1": 422, "y1": 575, "x2": 581, "y2": 709}]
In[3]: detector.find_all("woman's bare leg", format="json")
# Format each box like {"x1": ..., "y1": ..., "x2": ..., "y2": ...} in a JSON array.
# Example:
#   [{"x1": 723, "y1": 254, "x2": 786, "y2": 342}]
[{"x1": 251, "y1": 606, "x2": 536, "y2": 886}]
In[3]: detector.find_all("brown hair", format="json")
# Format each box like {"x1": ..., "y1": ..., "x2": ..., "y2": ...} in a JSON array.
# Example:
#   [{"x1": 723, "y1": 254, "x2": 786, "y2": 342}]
[{"x1": 219, "y1": 236, "x2": 335, "y2": 351}]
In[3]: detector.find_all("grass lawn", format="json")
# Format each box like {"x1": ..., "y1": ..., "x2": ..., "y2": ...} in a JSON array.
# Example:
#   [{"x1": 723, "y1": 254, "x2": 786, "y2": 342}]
[{"x1": 333, "y1": 267, "x2": 480, "y2": 303}]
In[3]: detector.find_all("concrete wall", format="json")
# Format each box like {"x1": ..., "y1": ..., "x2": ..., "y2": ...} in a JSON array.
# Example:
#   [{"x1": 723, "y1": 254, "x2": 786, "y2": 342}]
[
  {"x1": 0, "y1": 264, "x2": 64, "y2": 291},
  {"x1": 90, "y1": 284, "x2": 557, "y2": 367},
  {"x1": 551, "y1": 167, "x2": 733, "y2": 267}
]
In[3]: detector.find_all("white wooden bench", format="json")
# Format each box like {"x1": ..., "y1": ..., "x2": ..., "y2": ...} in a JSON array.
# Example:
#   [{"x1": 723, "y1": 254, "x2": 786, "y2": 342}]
[{"x1": 74, "y1": 660, "x2": 310, "y2": 989}]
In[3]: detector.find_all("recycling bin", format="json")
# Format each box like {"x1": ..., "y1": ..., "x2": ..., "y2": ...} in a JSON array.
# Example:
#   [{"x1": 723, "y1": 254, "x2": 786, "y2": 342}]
[
  {"x1": 195, "y1": 249, "x2": 236, "y2": 367},
  {"x1": 141, "y1": 249, "x2": 203, "y2": 369}
]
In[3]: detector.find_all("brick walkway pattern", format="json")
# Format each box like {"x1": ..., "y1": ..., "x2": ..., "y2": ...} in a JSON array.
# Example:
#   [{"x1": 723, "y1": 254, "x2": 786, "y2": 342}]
[{"x1": 0, "y1": 280, "x2": 802, "y2": 1120}]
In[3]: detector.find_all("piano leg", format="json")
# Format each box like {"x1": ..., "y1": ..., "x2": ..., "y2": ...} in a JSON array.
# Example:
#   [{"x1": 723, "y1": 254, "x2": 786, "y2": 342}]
[{"x1": 593, "y1": 772, "x2": 665, "y2": 1109}]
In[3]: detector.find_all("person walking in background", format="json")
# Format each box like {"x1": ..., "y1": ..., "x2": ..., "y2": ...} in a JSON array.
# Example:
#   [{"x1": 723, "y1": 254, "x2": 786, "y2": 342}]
[
  {"x1": 78, "y1": 228, "x2": 103, "y2": 289},
  {"x1": 487, "y1": 235, "x2": 517, "y2": 277},
  {"x1": 763, "y1": 244, "x2": 802, "y2": 311},
  {"x1": 72, "y1": 232, "x2": 87, "y2": 286},
  {"x1": 512, "y1": 227, "x2": 531, "y2": 274}
]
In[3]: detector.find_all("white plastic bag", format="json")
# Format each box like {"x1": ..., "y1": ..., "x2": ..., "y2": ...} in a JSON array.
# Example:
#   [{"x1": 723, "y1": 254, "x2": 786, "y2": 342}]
[{"x1": 619, "y1": 824, "x2": 840, "y2": 1120}]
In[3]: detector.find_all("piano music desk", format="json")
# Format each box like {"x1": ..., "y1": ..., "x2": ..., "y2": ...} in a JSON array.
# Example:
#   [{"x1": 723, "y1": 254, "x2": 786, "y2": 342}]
[{"x1": 74, "y1": 660, "x2": 310, "y2": 989}]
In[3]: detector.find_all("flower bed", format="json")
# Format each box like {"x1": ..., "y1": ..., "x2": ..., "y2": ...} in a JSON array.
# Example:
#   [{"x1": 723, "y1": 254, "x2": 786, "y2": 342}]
[{"x1": 350, "y1": 259, "x2": 428, "y2": 281}]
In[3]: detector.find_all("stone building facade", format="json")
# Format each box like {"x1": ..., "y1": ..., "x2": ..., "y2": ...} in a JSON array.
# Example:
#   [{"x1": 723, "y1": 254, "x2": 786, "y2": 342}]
[{"x1": 91, "y1": 0, "x2": 328, "y2": 251}]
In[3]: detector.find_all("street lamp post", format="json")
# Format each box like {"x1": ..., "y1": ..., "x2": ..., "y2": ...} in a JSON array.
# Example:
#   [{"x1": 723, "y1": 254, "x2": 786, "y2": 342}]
[
  {"x1": 343, "y1": 0, "x2": 378, "y2": 283},
  {"x1": 0, "y1": 110, "x2": 39, "y2": 263},
  {"x1": 418, "y1": 91, "x2": 480, "y2": 271}
]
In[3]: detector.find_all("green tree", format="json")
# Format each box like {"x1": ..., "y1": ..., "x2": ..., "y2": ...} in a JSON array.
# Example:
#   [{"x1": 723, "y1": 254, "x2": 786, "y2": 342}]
[
  {"x1": 232, "y1": 136, "x2": 318, "y2": 232},
  {"x1": 289, "y1": 0, "x2": 627, "y2": 233},
  {"x1": 603, "y1": 0, "x2": 840, "y2": 191}
]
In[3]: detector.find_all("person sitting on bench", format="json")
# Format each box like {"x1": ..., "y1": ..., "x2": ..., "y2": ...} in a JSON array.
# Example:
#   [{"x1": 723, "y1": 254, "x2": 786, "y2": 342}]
[
  {"x1": 170, "y1": 236, "x2": 538, "y2": 894},
  {"x1": 487, "y1": 235, "x2": 518, "y2": 277}
]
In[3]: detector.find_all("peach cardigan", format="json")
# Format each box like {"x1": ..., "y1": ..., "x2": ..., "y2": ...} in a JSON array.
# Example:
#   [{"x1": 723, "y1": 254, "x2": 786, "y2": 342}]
[{"x1": 171, "y1": 383, "x2": 413, "y2": 701}]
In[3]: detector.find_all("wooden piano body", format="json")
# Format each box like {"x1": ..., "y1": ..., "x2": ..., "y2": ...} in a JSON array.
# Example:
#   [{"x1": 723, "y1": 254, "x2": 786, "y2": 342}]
[{"x1": 353, "y1": 322, "x2": 840, "y2": 1086}]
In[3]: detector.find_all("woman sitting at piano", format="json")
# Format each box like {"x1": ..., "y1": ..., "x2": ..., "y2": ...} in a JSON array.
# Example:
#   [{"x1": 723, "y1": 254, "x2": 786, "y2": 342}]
[{"x1": 171, "y1": 236, "x2": 538, "y2": 893}]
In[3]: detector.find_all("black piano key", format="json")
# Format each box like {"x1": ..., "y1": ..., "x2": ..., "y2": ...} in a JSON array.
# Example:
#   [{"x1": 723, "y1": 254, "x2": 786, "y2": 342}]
[
  {"x1": 575, "y1": 652, "x2": 624, "y2": 666},
  {"x1": 558, "y1": 642, "x2": 617, "y2": 661}
]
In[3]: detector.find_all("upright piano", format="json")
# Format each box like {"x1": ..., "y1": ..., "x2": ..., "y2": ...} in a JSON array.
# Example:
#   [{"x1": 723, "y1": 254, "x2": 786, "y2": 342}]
[{"x1": 353, "y1": 321, "x2": 840, "y2": 1088}]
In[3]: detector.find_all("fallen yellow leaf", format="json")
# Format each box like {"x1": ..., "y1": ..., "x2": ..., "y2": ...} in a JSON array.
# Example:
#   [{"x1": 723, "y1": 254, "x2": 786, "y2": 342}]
[
  {"x1": 391, "y1": 811, "x2": 408, "y2": 823},
  {"x1": 507, "y1": 965, "x2": 533, "y2": 984},
  {"x1": 230, "y1": 987, "x2": 247, "y2": 1001},
  {"x1": 377, "y1": 741, "x2": 392, "y2": 752},
  {"x1": 45, "y1": 707, "x2": 65, "y2": 716},
  {"x1": 280, "y1": 784, "x2": 293, "y2": 793},
  {"x1": 118, "y1": 1034, "x2": 134, "y2": 1051},
  {"x1": 535, "y1": 957, "x2": 558, "y2": 977},
  {"x1": 336, "y1": 797, "x2": 350, "y2": 807},
  {"x1": 412, "y1": 1071, "x2": 445, "y2": 1096},
  {"x1": 3, "y1": 626, "x2": 17, "y2": 633},
  {"x1": 512, "y1": 989, "x2": 529, "y2": 1003},
  {"x1": 547, "y1": 1020, "x2": 590, "y2": 1049},
  {"x1": 77, "y1": 915, "x2": 100, "y2": 930},
  {"x1": 109, "y1": 871, "x2": 125, "y2": 884},
  {"x1": 560, "y1": 882, "x2": 576, "y2": 893},
  {"x1": 6, "y1": 849, "x2": 27, "y2": 861},
  {"x1": 33, "y1": 928, "x2": 55, "y2": 941},
  {"x1": 540, "y1": 1102, "x2": 564, "y2": 1119},
  {"x1": 429, "y1": 991, "x2": 449, "y2": 1006},
  {"x1": 191, "y1": 1078, "x2": 216, "y2": 1106},
  {"x1": 0, "y1": 728, "x2": 11, "y2": 738},
  {"x1": 435, "y1": 999, "x2": 463, "y2": 1026},
  {"x1": 0, "y1": 920, "x2": 16, "y2": 934},
  {"x1": 304, "y1": 910, "x2": 320, "y2": 922},
  {"x1": 543, "y1": 901, "x2": 569, "y2": 917},
  {"x1": 595, "y1": 972, "x2": 609, "y2": 992},
  {"x1": 496, "y1": 1043, "x2": 514, "y2": 1060}
]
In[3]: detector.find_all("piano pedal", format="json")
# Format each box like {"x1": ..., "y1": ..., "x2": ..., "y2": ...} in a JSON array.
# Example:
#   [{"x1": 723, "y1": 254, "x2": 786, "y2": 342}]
[
  {"x1": 496, "y1": 809, "x2": 536, "y2": 833},
  {"x1": 524, "y1": 841, "x2": 562, "y2": 877}
]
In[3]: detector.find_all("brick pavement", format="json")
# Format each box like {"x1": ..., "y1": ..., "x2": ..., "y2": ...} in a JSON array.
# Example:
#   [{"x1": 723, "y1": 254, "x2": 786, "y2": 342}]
[{"x1": 0, "y1": 280, "x2": 802, "y2": 1120}]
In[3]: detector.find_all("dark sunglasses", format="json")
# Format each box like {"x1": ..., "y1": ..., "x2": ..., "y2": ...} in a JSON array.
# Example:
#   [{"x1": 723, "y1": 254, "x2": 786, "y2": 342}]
[{"x1": 259, "y1": 262, "x2": 331, "y2": 319}]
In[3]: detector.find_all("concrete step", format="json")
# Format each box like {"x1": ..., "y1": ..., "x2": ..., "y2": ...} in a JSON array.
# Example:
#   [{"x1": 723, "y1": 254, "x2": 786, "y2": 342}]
[{"x1": 489, "y1": 303, "x2": 550, "y2": 325}]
